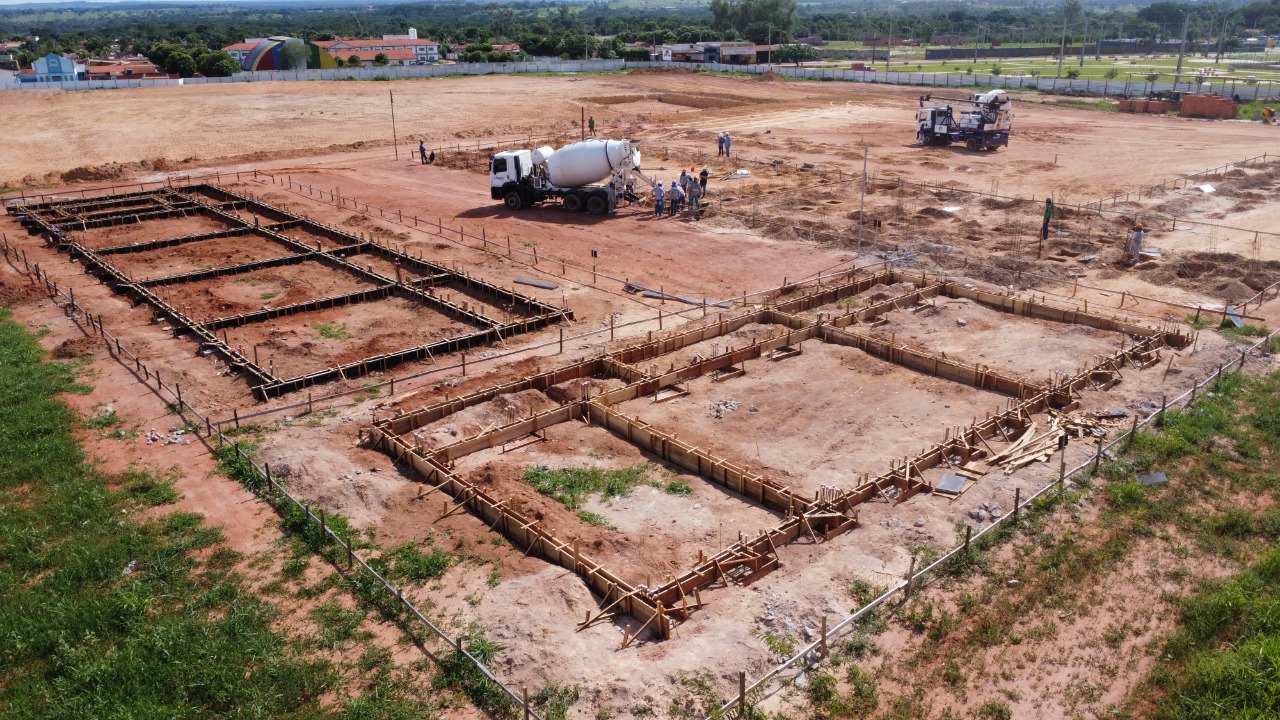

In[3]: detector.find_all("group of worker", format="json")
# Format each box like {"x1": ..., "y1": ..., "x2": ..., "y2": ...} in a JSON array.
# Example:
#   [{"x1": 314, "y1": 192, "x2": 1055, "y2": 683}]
[
  {"x1": 1043, "y1": 196, "x2": 1147, "y2": 266},
  {"x1": 651, "y1": 167, "x2": 710, "y2": 219}
]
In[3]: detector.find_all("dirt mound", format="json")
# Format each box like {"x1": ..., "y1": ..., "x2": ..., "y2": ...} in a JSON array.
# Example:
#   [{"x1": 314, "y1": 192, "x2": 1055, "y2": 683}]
[
  {"x1": 915, "y1": 207, "x2": 954, "y2": 219},
  {"x1": 755, "y1": 70, "x2": 784, "y2": 83},
  {"x1": 52, "y1": 336, "x2": 99, "y2": 359}
]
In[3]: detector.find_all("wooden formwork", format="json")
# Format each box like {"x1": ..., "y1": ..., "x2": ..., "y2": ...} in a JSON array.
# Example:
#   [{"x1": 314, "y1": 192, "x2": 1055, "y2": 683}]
[
  {"x1": 355, "y1": 269, "x2": 1184, "y2": 644},
  {"x1": 371, "y1": 423, "x2": 672, "y2": 640}
]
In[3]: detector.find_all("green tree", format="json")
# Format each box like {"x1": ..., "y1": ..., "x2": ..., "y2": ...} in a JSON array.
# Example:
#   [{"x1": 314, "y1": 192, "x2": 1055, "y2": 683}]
[
  {"x1": 167, "y1": 51, "x2": 196, "y2": 78},
  {"x1": 1065, "y1": 68, "x2": 1081, "y2": 79},
  {"x1": 774, "y1": 43, "x2": 818, "y2": 65},
  {"x1": 1104, "y1": 67, "x2": 1119, "y2": 79},
  {"x1": 347, "y1": 54, "x2": 361, "y2": 67},
  {"x1": 278, "y1": 41, "x2": 307, "y2": 70},
  {"x1": 196, "y1": 49, "x2": 238, "y2": 76},
  {"x1": 710, "y1": 0, "x2": 797, "y2": 40},
  {"x1": 373, "y1": 52, "x2": 389, "y2": 66}
]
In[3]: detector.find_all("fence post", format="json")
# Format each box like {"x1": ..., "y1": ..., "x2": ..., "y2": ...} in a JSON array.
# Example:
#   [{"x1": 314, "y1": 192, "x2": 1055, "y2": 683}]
[
  {"x1": 1013, "y1": 487, "x2": 1021, "y2": 523},
  {"x1": 819, "y1": 615, "x2": 828, "y2": 658},
  {"x1": 737, "y1": 671, "x2": 746, "y2": 718}
]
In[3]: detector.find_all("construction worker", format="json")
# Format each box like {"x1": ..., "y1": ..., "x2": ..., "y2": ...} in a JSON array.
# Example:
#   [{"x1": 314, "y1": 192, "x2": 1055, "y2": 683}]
[
  {"x1": 419, "y1": 140, "x2": 428, "y2": 165},
  {"x1": 687, "y1": 178, "x2": 702, "y2": 218},
  {"x1": 668, "y1": 180, "x2": 684, "y2": 216},
  {"x1": 606, "y1": 181, "x2": 617, "y2": 216},
  {"x1": 717, "y1": 132, "x2": 726, "y2": 157},
  {"x1": 652, "y1": 181, "x2": 665, "y2": 216},
  {"x1": 699, "y1": 166, "x2": 710, "y2": 192},
  {"x1": 1040, "y1": 197, "x2": 1053, "y2": 243},
  {"x1": 1128, "y1": 223, "x2": 1146, "y2": 265},
  {"x1": 723, "y1": 132, "x2": 732, "y2": 158},
  {"x1": 1264, "y1": 107, "x2": 1276, "y2": 124},
  {"x1": 588, "y1": 116, "x2": 596, "y2": 136}
]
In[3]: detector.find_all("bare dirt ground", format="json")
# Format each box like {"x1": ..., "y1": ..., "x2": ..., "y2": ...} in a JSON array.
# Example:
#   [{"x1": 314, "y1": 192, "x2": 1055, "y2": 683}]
[
  {"x1": 105, "y1": 233, "x2": 296, "y2": 279},
  {"x1": 2, "y1": 69, "x2": 1278, "y2": 720}
]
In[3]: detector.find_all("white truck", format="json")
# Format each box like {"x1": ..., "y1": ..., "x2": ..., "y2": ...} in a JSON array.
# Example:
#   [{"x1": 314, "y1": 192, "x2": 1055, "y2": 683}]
[
  {"x1": 915, "y1": 89, "x2": 1012, "y2": 151},
  {"x1": 489, "y1": 139, "x2": 654, "y2": 215}
]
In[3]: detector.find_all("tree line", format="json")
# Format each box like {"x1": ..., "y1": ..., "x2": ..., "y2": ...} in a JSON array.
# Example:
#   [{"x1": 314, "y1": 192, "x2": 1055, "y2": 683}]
[{"x1": 2, "y1": 0, "x2": 1275, "y2": 72}]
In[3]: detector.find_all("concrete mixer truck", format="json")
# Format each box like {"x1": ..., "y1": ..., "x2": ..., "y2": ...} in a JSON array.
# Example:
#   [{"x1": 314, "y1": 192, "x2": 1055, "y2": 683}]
[{"x1": 489, "y1": 139, "x2": 655, "y2": 215}]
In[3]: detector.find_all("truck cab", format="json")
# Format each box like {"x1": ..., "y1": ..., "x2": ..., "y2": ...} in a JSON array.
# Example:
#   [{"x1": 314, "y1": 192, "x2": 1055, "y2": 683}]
[{"x1": 490, "y1": 150, "x2": 532, "y2": 203}]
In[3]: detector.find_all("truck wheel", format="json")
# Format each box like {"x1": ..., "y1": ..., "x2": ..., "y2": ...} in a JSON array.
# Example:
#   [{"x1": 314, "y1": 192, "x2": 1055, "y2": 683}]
[
  {"x1": 563, "y1": 193, "x2": 584, "y2": 213},
  {"x1": 966, "y1": 138, "x2": 980, "y2": 151},
  {"x1": 586, "y1": 194, "x2": 608, "y2": 215},
  {"x1": 503, "y1": 191, "x2": 524, "y2": 210}
]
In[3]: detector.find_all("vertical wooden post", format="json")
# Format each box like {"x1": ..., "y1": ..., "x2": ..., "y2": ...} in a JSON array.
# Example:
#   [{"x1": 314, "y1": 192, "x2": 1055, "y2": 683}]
[
  {"x1": 738, "y1": 671, "x2": 746, "y2": 717},
  {"x1": 524, "y1": 687, "x2": 530, "y2": 720},
  {"x1": 1013, "y1": 487, "x2": 1021, "y2": 523},
  {"x1": 904, "y1": 555, "x2": 917, "y2": 598},
  {"x1": 964, "y1": 524, "x2": 972, "y2": 549},
  {"x1": 819, "y1": 615, "x2": 828, "y2": 658},
  {"x1": 233, "y1": 408, "x2": 240, "y2": 429}
]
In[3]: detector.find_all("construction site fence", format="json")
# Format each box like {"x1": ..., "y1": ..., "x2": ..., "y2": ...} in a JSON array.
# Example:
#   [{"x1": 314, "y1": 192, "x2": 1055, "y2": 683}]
[
  {"x1": 708, "y1": 330, "x2": 1274, "y2": 720},
  {"x1": 1085, "y1": 152, "x2": 1276, "y2": 210},
  {"x1": 0, "y1": 234, "x2": 546, "y2": 720},
  {"x1": 6, "y1": 58, "x2": 1278, "y2": 100}
]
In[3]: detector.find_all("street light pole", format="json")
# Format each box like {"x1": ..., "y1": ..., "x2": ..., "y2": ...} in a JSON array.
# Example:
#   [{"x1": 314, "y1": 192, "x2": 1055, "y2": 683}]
[
  {"x1": 1174, "y1": 12, "x2": 1190, "y2": 89},
  {"x1": 1057, "y1": 10, "x2": 1068, "y2": 78},
  {"x1": 885, "y1": 15, "x2": 893, "y2": 72},
  {"x1": 1080, "y1": 16, "x2": 1088, "y2": 67},
  {"x1": 1215, "y1": 15, "x2": 1230, "y2": 63}
]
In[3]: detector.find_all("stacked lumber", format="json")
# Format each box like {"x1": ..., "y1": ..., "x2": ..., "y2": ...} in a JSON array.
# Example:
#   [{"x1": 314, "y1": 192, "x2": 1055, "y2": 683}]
[{"x1": 988, "y1": 413, "x2": 1112, "y2": 474}]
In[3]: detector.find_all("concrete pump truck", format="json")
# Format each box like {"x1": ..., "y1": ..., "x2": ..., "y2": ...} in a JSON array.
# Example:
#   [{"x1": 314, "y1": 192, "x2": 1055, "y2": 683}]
[{"x1": 915, "y1": 89, "x2": 1012, "y2": 152}]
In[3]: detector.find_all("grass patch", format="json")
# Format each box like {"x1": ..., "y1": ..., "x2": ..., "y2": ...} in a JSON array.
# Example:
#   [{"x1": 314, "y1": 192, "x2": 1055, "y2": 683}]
[
  {"x1": 576, "y1": 510, "x2": 615, "y2": 529},
  {"x1": 314, "y1": 322, "x2": 352, "y2": 340},
  {"x1": 433, "y1": 628, "x2": 512, "y2": 715},
  {"x1": 0, "y1": 307, "x2": 338, "y2": 716},
  {"x1": 522, "y1": 464, "x2": 653, "y2": 509},
  {"x1": 1048, "y1": 98, "x2": 1118, "y2": 112},
  {"x1": 260, "y1": 291, "x2": 280, "y2": 300},
  {"x1": 386, "y1": 541, "x2": 455, "y2": 581},
  {"x1": 1153, "y1": 543, "x2": 1280, "y2": 718},
  {"x1": 664, "y1": 480, "x2": 694, "y2": 495}
]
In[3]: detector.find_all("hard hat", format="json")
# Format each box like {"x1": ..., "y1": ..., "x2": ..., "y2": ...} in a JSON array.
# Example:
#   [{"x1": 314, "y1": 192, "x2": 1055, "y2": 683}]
[{"x1": 1135, "y1": 223, "x2": 1144, "y2": 229}]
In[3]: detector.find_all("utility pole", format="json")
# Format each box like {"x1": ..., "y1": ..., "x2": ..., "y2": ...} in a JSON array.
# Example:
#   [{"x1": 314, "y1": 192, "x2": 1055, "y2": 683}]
[
  {"x1": 1215, "y1": 15, "x2": 1230, "y2": 63},
  {"x1": 1174, "y1": 12, "x2": 1190, "y2": 89},
  {"x1": 389, "y1": 90, "x2": 398, "y2": 161},
  {"x1": 886, "y1": 15, "x2": 892, "y2": 72},
  {"x1": 767, "y1": 25, "x2": 772, "y2": 65},
  {"x1": 1057, "y1": 6, "x2": 1069, "y2": 78},
  {"x1": 1079, "y1": 17, "x2": 1088, "y2": 66},
  {"x1": 857, "y1": 147, "x2": 867, "y2": 248}
]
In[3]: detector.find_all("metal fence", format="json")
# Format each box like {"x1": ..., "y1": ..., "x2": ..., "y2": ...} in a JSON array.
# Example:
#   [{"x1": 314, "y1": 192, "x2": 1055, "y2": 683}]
[{"x1": 6, "y1": 58, "x2": 1278, "y2": 100}]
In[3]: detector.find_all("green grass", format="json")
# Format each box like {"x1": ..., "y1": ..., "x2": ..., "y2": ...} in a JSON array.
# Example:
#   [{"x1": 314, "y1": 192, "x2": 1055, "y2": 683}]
[
  {"x1": 522, "y1": 464, "x2": 653, "y2": 509},
  {"x1": 576, "y1": 510, "x2": 615, "y2": 528},
  {"x1": 0, "y1": 307, "x2": 338, "y2": 716},
  {"x1": 1046, "y1": 98, "x2": 1119, "y2": 112},
  {"x1": 260, "y1": 291, "x2": 280, "y2": 301},
  {"x1": 664, "y1": 479, "x2": 694, "y2": 495},
  {"x1": 433, "y1": 628, "x2": 512, "y2": 715},
  {"x1": 386, "y1": 541, "x2": 455, "y2": 580},
  {"x1": 314, "y1": 322, "x2": 353, "y2": 340},
  {"x1": 1153, "y1": 544, "x2": 1280, "y2": 718}
]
